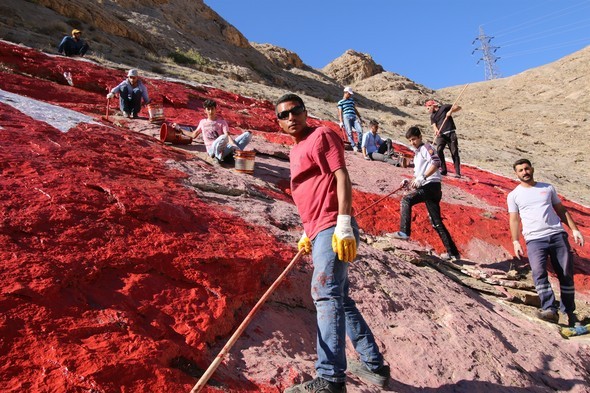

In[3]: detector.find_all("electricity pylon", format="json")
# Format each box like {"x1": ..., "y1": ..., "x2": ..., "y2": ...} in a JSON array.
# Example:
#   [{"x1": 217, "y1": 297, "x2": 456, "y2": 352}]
[{"x1": 472, "y1": 26, "x2": 501, "y2": 80}]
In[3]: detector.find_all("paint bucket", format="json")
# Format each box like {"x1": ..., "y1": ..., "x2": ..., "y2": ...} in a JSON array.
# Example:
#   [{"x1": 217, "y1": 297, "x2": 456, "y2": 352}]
[
  {"x1": 148, "y1": 103, "x2": 165, "y2": 123},
  {"x1": 234, "y1": 150, "x2": 256, "y2": 174},
  {"x1": 159, "y1": 123, "x2": 193, "y2": 145},
  {"x1": 399, "y1": 154, "x2": 410, "y2": 168}
]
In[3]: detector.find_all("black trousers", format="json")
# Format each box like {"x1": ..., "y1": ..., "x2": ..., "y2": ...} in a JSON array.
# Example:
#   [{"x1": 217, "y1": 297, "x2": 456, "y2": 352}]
[
  {"x1": 400, "y1": 182, "x2": 459, "y2": 256},
  {"x1": 435, "y1": 131, "x2": 460, "y2": 175}
]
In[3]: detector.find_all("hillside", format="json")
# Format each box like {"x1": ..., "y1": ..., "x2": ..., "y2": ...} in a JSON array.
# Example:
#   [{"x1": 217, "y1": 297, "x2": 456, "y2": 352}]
[
  {"x1": 1, "y1": 40, "x2": 590, "y2": 393},
  {"x1": 1, "y1": 1, "x2": 590, "y2": 392},
  {"x1": 2, "y1": 0, "x2": 588, "y2": 205}
]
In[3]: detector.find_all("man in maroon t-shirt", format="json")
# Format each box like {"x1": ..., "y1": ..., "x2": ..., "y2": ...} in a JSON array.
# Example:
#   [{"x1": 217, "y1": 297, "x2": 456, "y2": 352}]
[{"x1": 276, "y1": 93, "x2": 389, "y2": 392}]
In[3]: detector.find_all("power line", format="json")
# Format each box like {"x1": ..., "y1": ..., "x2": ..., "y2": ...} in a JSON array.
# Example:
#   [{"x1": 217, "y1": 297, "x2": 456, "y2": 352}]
[
  {"x1": 500, "y1": 18, "x2": 590, "y2": 47},
  {"x1": 493, "y1": 1, "x2": 590, "y2": 38},
  {"x1": 500, "y1": 38, "x2": 590, "y2": 59}
]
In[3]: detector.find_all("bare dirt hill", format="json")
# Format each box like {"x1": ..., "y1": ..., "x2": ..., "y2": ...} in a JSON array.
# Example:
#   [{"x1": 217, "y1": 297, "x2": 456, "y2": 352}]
[{"x1": 439, "y1": 45, "x2": 590, "y2": 206}]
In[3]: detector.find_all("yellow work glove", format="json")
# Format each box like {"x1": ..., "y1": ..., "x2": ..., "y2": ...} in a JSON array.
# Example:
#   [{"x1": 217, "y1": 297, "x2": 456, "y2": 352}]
[
  {"x1": 298, "y1": 232, "x2": 312, "y2": 254},
  {"x1": 332, "y1": 215, "x2": 357, "y2": 262}
]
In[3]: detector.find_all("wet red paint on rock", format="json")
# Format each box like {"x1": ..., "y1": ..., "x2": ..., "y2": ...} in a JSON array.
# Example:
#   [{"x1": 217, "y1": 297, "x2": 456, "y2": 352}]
[{"x1": 1, "y1": 41, "x2": 589, "y2": 392}]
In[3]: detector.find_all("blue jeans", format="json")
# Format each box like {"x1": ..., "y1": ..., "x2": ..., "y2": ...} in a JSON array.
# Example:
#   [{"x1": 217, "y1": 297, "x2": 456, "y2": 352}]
[
  {"x1": 526, "y1": 232, "x2": 575, "y2": 313},
  {"x1": 343, "y1": 116, "x2": 363, "y2": 149},
  {"x1": 311, "y1": 220, "x2": 383, "y2": 383},
  {"x1": 208, "y1": 131, "x2": 252, "y2": 161},
  {"x1": 118, "y1": 85, "x2": 143, "y2": 116}
]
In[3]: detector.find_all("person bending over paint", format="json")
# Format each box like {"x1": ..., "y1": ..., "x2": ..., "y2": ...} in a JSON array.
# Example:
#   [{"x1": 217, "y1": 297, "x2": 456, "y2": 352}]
[
  {"x1": 57, "y1": 29, "x2": 89, "y2": 57},
  {"x1": 337, "y1": 86, "x2": 363, "y2": 152},
  {"x1": 392, "y1": 126, "x2": 461, "y2": 261},
  {"x1": 276, "y1": 93, "x2": 389, "y2": 392},
  {"x1": 425, "y1": 100, "x2": 462, "y2": 178},
  {"x1": 106, "y1": 69, "x2": 150, "y2": 119},
  {"x1": 508, "y1": 158, "x2": 584, "y2": 327},
  {"x1": 361, "y1": 119, "x2": 401, "y2": 166},
  {"x1": 177, "y1": 99, "x2": 251, "y2": 163}
]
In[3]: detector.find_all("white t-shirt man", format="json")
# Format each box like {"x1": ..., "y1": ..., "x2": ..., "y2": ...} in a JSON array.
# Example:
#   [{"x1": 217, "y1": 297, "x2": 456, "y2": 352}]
[{"x1": 507, "y1": 182, "x2": 565, "y2": 241}]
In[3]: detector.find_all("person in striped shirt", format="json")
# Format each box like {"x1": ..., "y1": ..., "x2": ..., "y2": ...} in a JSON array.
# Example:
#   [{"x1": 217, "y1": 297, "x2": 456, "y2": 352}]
[{"x1": 337, "y1": 87, "x2": 364, "y2": 152}]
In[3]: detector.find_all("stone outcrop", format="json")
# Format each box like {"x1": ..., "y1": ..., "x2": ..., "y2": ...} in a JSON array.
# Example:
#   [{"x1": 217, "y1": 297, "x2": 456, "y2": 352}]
[
  {"x1": 251, "y1": 43, "x2": 304, "y2": 69},
  {"x1": 322, "y1": 49, "x2": 384, "y2": 85}
]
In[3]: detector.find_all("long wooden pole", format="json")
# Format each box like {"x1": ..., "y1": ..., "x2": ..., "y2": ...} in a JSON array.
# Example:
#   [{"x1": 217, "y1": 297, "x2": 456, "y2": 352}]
[
  {"x1": 433, "y1": 83, "x2": 469, "y2": 140},
  {"x1": 355, "y1": 183, "x2": 406, "y2": 217},
  {"x1": 190, "y1": 249, "x2": 305, "y2": 393}
]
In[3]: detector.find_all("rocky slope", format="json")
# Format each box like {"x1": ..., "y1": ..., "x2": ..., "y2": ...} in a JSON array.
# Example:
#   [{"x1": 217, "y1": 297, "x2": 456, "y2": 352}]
[
  {"x1": 1, "y1": 39, "x2": 590, "y2": 393},
  {"x1": 2, "y1": 0, "x2": 587, "y2": 204}
]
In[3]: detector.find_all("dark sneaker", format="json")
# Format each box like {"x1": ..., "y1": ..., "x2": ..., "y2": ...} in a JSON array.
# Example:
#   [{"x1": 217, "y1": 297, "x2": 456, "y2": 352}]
[
  {"x1": 453, "y1": 174, "x2": 462, "y2": 178},
  {"x1": 536, "y1": 309, "x2": 559, "y2": 324},
  {"x1": 392, "y1": 231, "x2": 409, "y2": 240},
  {"x1": 440, "y1": 171, "x2": 448, "y2": 176},
  {"x1": 284, "y1": 377, "x2": 346, "y2": 393},
  {"x1": 347, "y1": 359, "x2": 390, "y2": 387},
  {"x1": 566, "y1": 312, "x2": 581, "y2": 327}
]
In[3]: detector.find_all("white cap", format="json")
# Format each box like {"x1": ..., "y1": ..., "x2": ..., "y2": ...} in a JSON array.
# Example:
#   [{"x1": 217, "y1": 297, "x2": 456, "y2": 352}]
[
  {"x1": 343, "y1": 86, "x2": 354, "y2": 95},
  {"x1": 128, "y1": 69, "x2": 139, "y2": 77}
]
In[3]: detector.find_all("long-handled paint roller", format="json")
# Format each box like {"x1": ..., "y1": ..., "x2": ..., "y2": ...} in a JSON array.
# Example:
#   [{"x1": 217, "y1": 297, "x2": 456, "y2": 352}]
[
  {"x1": 190, "y1": 183, "x2": 407, "y2": 391},
  {"x1": 190, "y1": 249, "x2": 305, "y2": 393},
  {"x1": 432, "y1": 83, "x2": 469, "y2": 140},
  {"x1": 355, "y1": 181, "x2": 408, "y2": 217}
]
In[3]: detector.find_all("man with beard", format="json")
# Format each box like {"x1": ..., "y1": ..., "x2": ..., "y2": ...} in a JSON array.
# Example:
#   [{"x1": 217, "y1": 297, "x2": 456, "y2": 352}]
[{"x1": 508, "y1": 158, "x2": 585, "y2": 327}]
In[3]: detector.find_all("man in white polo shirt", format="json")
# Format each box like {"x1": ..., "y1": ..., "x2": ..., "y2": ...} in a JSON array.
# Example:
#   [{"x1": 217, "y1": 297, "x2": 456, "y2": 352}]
[{"x1": 507, "y1": 158, "x2": 585, "y2": 327}]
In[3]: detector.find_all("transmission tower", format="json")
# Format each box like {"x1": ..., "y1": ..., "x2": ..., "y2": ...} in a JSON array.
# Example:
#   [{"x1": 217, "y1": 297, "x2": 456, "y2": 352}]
[{"x1": 472, "y1": 26, "x2": 501, "y2": 80}]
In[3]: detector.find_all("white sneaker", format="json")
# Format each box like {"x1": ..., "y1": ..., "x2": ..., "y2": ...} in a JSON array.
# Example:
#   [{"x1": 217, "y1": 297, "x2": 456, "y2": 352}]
[
  {"x1": 352, "y1": 146, "x2": 359, "y2": 152},
  {"x1": 392, "y1": 231, "x2": 409, "y2": 240}
]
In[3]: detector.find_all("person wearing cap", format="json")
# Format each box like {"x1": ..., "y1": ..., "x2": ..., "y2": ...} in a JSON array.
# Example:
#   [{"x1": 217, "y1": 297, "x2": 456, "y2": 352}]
[
  {"x1": 337, "y1": 86, "x2": 364, "y2": 152},
  {"x1": 425, "y1": 100, "x2": 462, "y2": 178},
  {"x1": 57, "y1": 29, "x2": 90, "y2": 57},
  {"x1": 106, "y1": 69, "x2": 150, "y2": 119}
]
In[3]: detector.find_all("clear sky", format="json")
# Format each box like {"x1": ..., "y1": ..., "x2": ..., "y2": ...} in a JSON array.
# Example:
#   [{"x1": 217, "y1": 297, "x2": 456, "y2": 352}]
[{"x1": 203, "y1": 0, "x2": 590, "y2": 90}]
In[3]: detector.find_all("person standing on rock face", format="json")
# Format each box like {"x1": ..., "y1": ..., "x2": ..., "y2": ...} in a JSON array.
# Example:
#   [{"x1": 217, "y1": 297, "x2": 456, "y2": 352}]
[
  {"x1": 57, "y1": 29, "x2": 89, "y2": 57},
  {"x1": 337, "y1": 86, "x2": 364, "y2": 152},
  {"x1": 106, "y1": 69, "x2": 150, "y2": 119},
  {"x1": 392, "y1": 126, "x2": 461, "y2": 262},
  {"x1": 179, "y1": 99, "x2": 251, "y2": 163},
  {"x1": 276, "y1": 93, "x2": 389, "y2": 392},
  {"x1": 508, "y1": 158, "x2": 585, "y2": 327},
  {"x1": 425, "y1": 100, "x2": 462, "y2": 178}
]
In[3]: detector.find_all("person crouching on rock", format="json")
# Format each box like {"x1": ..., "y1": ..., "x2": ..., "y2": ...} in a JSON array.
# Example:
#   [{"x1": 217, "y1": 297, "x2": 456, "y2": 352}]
[
  {"x1": 57, "y1": 29, "x2": 89, "y2": 57},
  {"x1": 106, "y1": 69, "x2": 150, "y2": 119},
  {"x1": 179, "y1": 99, "x2": 252, "y2": 163}
]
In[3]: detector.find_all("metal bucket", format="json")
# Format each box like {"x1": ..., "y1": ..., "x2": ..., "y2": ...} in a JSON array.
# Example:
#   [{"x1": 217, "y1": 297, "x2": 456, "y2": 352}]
[
  {"x1": 159, "y1": 123, "x2": 192, "y2": 145},
  {"x1": 234, "y1": 150, "x2": 256, "y2": 174},
  {"x1": 148, "y1": 103, "x2": 165, "y2": 123}
]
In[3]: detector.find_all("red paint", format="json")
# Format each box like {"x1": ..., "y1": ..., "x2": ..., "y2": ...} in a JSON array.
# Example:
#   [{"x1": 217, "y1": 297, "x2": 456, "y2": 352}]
[{"x1": 1, "y1": 41, "x2": 589, "y2": 392}]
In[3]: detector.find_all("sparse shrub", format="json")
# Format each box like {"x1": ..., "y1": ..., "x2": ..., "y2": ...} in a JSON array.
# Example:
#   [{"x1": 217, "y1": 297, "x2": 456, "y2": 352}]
[
  {"x1": 122, "y1": 47, "x2": 137, "y2": 56},
  {"x1": 66, "y1": 19, "x2": 83, "y2": 30},
  {"x1": 169, "y1": 48, "x2": 209, "y2": 67},
  {"x1": 151, "y1": 65, "x2": 164, "y2": 74},
  {"x1": 35, "y1": 22, "x2": 69, "y2": 36}
]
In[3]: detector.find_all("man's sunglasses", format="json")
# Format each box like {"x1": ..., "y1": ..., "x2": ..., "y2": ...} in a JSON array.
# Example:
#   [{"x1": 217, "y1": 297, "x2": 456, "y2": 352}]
[{"x1": 277, "y1": 105, "x2": 305, "y2": 120}]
